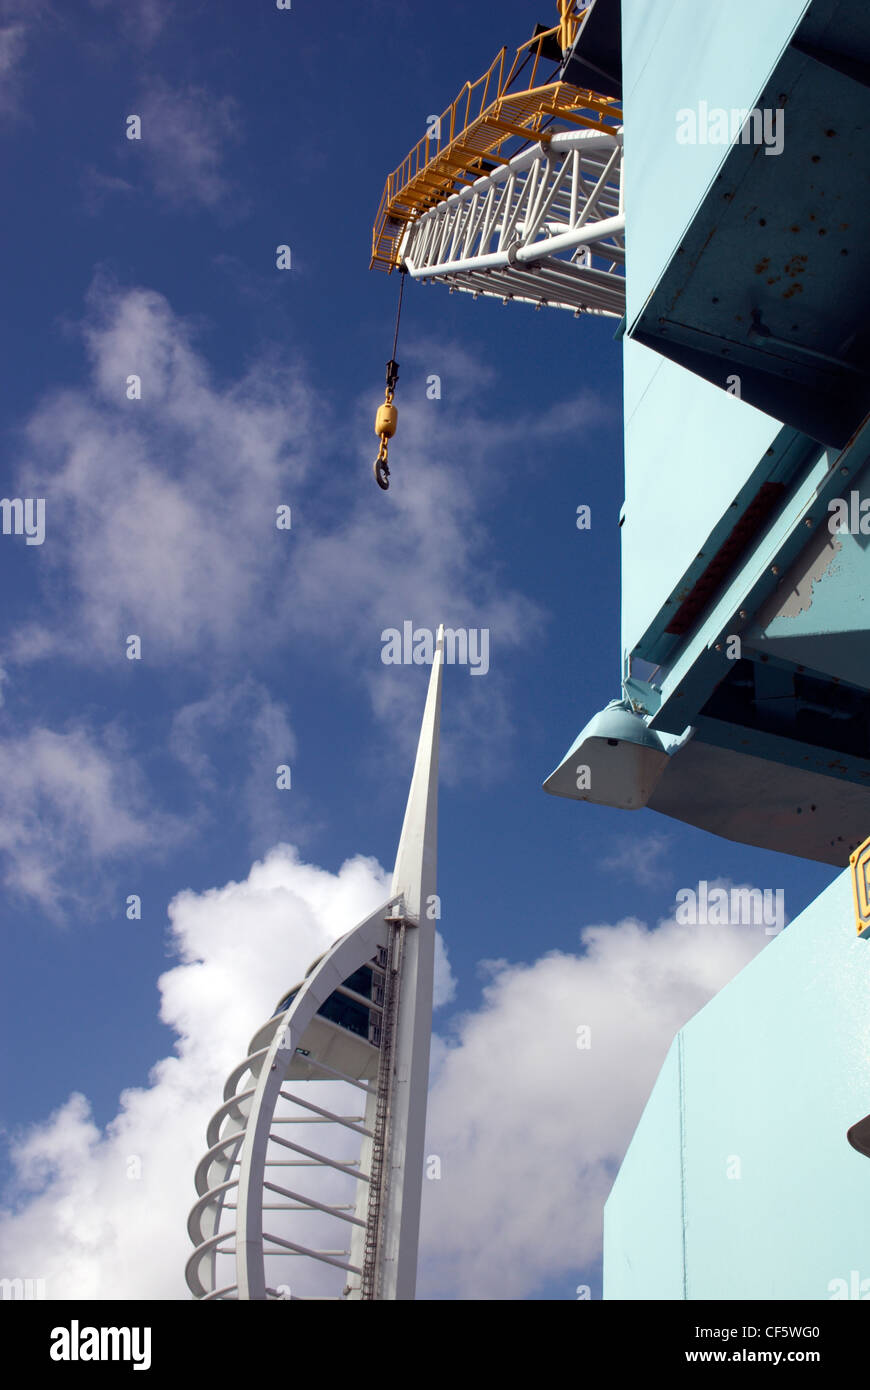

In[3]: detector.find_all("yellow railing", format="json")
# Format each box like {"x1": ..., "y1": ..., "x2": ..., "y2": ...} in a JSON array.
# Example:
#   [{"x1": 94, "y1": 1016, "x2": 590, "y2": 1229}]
[
  {"x1": 559, "y1": 0, "x2": 582, "y2": 54},
  {"x1": 370, "y1": 12, "x2": 621, "y2": 271}
]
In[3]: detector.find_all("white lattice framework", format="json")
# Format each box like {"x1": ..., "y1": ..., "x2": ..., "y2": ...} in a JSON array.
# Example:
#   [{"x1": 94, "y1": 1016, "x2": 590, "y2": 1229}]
[
  {"x1": 186, "y1": 631, "x2": 444, "y2": 1301},
  {"x1": 399, "y1": 128, "x2": 624, "y2": 316}
]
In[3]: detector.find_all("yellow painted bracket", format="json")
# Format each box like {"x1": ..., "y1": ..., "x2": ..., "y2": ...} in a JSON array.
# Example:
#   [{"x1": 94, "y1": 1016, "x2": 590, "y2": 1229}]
[{"x1": 850, "y1": 835, "x2": 870, "y2": 938}]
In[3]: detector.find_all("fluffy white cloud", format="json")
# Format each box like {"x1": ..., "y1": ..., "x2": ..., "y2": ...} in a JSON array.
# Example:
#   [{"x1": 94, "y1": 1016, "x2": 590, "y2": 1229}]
[
  {"x1": 90, "y1": 0, "x2": 171, "y2": 46},
  {"x1": 81, "y1": 167, "x2": 136, "y2": 216},
  {"x1": 0, "y1": 19, "x2": 26, "y2": 117},
  {"x1": 134, "y1": 80, "x2": 242, "y2": 209},
  {"x1": 418, "y1": 910, "x2": 772, "y2": 1299},
  {"x1": 602, "y1": 831, "x2": 671, "y2": 886},
  {"x1": 0, "y1": 846, "x2": 455, "y2": 1299},
  {"x1": 9, "y1": 280, "x2": 595, "y2": 781},
  {"x1": 0, "y1": 855, "x2": 767, "y2": 1300},
  {"x1": 0, "y1": 20, "x2": 24, "y2": 72},
  {"x1": 11, "y1": 283, "x2": 594, "y2": 680},
  {"x1": 15, "y1": 278, "x2": 313, "y2": 665},
  {"x1": 0, "y1": 675, "x2": 302, "y2": 914},
  {"x1": 168, "y1": 677, "x2": 305, "y2": 852},
  {"x1": 0, "y1": 723, "x2": 180, "y2": 916},
  {"x1": 0, "y1": 2, "x2": 56, "y2": 118},
  {"x1": 433, "y1": 928, "x2": 457, "y2": 1009}
]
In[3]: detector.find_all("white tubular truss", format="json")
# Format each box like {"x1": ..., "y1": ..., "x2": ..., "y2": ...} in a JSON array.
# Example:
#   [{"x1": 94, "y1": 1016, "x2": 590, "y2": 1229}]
[
  {"x1": 400, "y1": 128, "x2": 625, "y2": 316},
  {"x1": 185, "y1": 899, "x2": 398, "y2": 1302}
]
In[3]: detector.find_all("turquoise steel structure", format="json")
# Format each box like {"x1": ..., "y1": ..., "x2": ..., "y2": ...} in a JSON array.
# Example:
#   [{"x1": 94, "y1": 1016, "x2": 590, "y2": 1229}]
[
  {"x1": 547, "y1": 0, "x2": 870, "y2": 866},
  {"x1": 605, "y1": 873, "x2": 870, "y2": 1299},
  {"x1": 540, "y1": 0, "x2": 870, "y2": 1297}
]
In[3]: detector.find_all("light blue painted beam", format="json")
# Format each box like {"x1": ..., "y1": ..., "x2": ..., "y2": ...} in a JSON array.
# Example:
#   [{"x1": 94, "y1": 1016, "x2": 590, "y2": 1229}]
[{"x1": 622, "y1": 0, "x2": 812, "y2": 327}]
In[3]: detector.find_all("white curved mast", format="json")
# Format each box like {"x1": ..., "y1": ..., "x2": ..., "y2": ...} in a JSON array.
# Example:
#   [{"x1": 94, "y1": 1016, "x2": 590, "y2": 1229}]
[{"x1": 186, "y1": 627, "x2": 444, "y2": 1301}]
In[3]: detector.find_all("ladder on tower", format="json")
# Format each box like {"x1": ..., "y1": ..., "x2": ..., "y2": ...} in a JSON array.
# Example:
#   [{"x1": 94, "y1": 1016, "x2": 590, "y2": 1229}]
[{"x1": 359, "y1": 917, "x2": 406, "y2": 1298}]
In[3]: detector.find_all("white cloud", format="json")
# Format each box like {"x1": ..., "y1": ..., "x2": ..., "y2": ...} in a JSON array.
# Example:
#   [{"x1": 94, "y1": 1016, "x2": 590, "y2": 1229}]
[
  {"x1": 0, "y1": 1, "x2": 54, "y2": 118},
  {"x1": 433, "y1": 928, "x2": 457, "y2": 1009},
  {"x1": 98, "y1": 0, "x2": 171, "y2": 46},
  {"x1": 0, "y1": 20, "x2": 24, "y2": 72},
  {"x1": 8, "y1": 280, "x2": 597, "y2": 780},
  {"x1": 136, "y1": 80, "x2": 242, "y2": 209},
  {"x1": 168, "y1": 677, "x2": 312, "y2": 852},
  {"x1": 0, "y1": 20, "x2": 27, "y2": 116},
  {"x1": 80, "y1": 167, "x2": 136, "y2": 216},
  {"x1": 170, "y1": 678, "x2": 295, "y2": 788},
  {"x1": 0, "y1": 723, "x2": 180, "y2": 916},
  {"x1": 0, "y1": 856, "x2": 766, "y2": 1300},
  {"x1": 418, "y1": 911, "x2": 772, "y2": 1299},
  {"x1": 0, "y1": 846, "x2": 454, "y2": 1298},
  {"x1": 15, "y1": 278, "x2": 313, "y2": 666},
  {"x1": 602, "y1": 831, "x2": 671, "y2": 886}
]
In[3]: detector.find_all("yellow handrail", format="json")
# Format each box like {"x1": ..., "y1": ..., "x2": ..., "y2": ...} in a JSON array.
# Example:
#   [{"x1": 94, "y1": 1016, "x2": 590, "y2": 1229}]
[
  {"x1": 403, "y1": 26, "x2": 557, "y2": 195},
  {"x1": 370, "y1": 6, "x2": 620, "y2": 272},
  {"x1": 559, "y1": 0, "x2": 581, "y2": 54}
]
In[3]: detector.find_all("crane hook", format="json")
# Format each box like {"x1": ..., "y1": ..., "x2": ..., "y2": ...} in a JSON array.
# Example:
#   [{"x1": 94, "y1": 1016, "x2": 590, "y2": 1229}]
[
  {"x1": 373, "y1": 362, "x2": 399, "y2": 490},
  {"x1": 373, "y1": 435, "x2": 391, "y2": 490},
  {"x1": 372, "y1": 272, "x2": 406, "y2": 491}
]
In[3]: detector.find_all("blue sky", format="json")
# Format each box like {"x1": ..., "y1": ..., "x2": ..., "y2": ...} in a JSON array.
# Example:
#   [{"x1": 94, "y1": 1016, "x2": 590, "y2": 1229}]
[{"x1": 0, "y1": 0, "x2": 836, "y2": 1300}]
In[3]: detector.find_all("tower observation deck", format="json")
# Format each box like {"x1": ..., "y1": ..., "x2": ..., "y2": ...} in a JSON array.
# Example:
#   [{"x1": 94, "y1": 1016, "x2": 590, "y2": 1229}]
[{"x1": 186, "y1": 631, "x2": 444, "y2": 1301}]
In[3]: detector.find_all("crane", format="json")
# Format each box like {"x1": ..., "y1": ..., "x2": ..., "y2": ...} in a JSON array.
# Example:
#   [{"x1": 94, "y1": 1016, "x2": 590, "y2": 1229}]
[{"x1": 370, "y1": 2, "x2": 624, "y2": 487}]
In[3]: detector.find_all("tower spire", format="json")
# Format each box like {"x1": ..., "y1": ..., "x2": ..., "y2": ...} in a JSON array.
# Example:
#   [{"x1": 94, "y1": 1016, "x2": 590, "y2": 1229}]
[
  {"x1": 367, "y1": 622, "x2": 443, "y2": 1299},
  {"x1": 186, "y1": 624, "x2": 447, "y2": 1302},
  {"x1": 391, "y1": 623, "x2": 443, "y2": 922}
]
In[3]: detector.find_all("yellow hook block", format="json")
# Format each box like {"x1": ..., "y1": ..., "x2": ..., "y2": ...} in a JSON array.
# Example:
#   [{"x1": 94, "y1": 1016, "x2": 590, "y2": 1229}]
[
  {"x1": 375, "y1": 399, "x2": 398, "y2": 439},
  {"x1": 373, "y1": 391, "x2": 398, "y2": 490}
]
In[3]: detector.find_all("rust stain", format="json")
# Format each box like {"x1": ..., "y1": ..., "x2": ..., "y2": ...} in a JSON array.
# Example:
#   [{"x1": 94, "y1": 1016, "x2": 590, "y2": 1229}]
[
  {"x1": 755, "y1": 529, "x2": 842, "y2": 623},
  {"x1": 783, "y1": 283, "x2": 803, "y2": 298},
  {"x1": 785, "y1": 254, "x2": 808, "y2": 276},
  {"x1": 755, "y1": 256, "x2": 770, "y2": 274}
]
